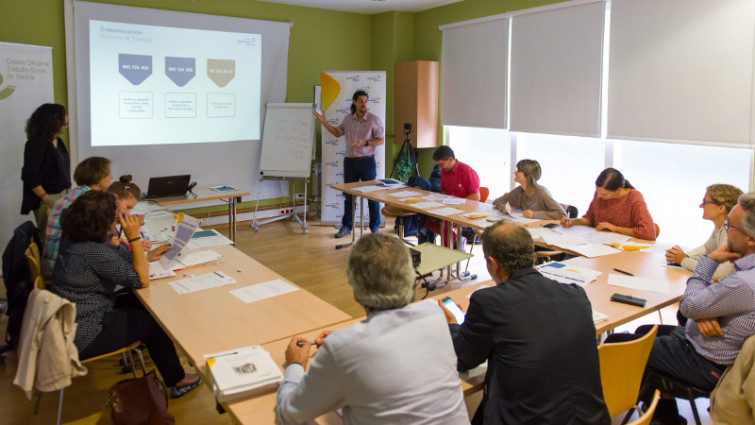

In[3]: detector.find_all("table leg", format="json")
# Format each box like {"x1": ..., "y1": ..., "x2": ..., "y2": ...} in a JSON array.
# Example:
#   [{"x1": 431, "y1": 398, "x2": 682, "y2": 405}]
[{"x1": 336, "y1": 193, "x2": 357, "y2": 250}]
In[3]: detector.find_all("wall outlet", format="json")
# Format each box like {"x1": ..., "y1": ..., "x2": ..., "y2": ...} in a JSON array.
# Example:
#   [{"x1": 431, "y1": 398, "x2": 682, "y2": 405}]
[{"x1": 294, "y1": 193, "x2": 305, "y2": 200}]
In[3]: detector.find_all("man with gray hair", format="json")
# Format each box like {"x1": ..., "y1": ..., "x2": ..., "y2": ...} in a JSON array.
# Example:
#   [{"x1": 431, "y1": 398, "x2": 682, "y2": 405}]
[
  {"x1": 441, "y1": 222, "x2": 610, "y2": 424},
  {"x1": 631, "y1": 192, "x2": 755, "y2": 424},
  {"x1": 276, "y1": 233, "x2": 468, "y2": 425}
]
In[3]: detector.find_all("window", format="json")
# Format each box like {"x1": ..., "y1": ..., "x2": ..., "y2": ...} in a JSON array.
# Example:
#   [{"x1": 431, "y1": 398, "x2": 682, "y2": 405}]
[
  {"x1": 614, "y1": 140, "x2": 753, "y2": 246},
  {"x1": 515, "y1": 133, "x2": 606, "y2": 216},
  {"x1": 446, "y1": 126, "x2": 511, "y2": 199}
]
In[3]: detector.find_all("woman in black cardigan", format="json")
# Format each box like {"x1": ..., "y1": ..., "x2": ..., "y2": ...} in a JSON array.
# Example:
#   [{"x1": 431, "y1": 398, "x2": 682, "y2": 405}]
[{"x1": 20, "y1": 103, "x2": 72, "y2": 237}]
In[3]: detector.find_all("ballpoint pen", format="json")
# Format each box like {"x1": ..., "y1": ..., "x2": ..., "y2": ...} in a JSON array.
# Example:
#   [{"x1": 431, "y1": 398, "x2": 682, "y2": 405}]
[{"x1": 296, "y1": 341, "x2": 317, "y2": 347}]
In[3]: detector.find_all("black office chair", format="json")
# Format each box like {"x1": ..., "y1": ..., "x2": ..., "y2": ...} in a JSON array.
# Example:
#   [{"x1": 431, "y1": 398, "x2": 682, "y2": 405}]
[{"x1": 639, "y1": 370, "x2": 710, "y2": 425}]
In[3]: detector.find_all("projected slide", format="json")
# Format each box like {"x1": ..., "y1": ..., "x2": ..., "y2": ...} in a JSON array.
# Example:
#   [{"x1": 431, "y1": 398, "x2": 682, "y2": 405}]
[{"x1": 89, "y1": 20, "x2": 261, "y2": 146}]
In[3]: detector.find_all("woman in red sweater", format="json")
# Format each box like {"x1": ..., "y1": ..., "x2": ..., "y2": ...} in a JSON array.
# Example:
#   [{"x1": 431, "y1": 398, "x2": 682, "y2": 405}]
[{"x1": 560, "y1": 168, "x2": 657, "y2": 241}]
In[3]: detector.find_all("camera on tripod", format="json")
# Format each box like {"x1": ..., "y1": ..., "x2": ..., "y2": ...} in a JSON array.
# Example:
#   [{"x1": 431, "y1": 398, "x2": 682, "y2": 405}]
[{"x1": 404, "y1": 122, "x2": 413, "y2": 135}]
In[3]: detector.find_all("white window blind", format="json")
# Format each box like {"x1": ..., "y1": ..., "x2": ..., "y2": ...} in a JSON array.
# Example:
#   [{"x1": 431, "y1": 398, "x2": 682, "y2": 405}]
[
  {"x1": 440, "y1": 17, "x2": 509, "y2": 129},
  {"x1": 509, "y1": 2, "x2": 605, "y2": 137},
  {"x1": 607, "y1": 0, "x2": 755, "y2": 147}
]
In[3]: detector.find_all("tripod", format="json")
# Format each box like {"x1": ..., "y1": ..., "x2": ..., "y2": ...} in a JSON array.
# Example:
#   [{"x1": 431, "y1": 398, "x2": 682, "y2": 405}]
[{"x1": 390, "y1": 128, "x2": 420, "y2": 180}]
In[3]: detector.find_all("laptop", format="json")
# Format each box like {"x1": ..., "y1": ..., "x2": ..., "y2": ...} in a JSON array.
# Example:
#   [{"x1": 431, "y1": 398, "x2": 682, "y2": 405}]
[{"x1": 146, "y1": 175, "x2": 191, "y2": 198}]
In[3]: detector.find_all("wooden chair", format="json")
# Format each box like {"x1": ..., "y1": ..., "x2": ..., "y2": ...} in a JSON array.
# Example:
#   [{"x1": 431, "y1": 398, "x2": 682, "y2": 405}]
[
  {"x1": 29, "y1": 289, "x2": 148, "y2": 425},
  {"x1": 25, "y1": 241, "x2": 42, "y2": 283},
  {"x1": 627, "y1": 390, "x2": 661, "y2": 425},
  {"x1": 598, "y1": 325, "x2": 658, "y2": 422}
]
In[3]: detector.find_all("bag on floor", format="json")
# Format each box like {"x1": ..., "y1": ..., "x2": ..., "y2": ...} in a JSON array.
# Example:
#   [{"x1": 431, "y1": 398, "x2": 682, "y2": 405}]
[{"x1": 107, "y1": 370, "x2": 175, "y2": 425}]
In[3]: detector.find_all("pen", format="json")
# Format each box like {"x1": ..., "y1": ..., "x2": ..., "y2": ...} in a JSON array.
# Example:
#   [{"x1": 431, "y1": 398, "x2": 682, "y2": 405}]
[
  {"x1": 207, "y1": 351, "x2": 238, "y2": 359},
  {"x1": 613, "y1": 268, "x2": 634, "y2": 276},
  {"x1": 604, "y1": 243, "x2": 621, "y2": 250},
  {"x1": 296, "y1": 341, "x2": 317, "y2": 347}
]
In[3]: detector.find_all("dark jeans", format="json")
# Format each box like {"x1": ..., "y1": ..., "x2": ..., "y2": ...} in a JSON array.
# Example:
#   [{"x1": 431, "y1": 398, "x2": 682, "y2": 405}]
[
  {"x1": 79, "y1": 293, "x2": 185, "y2": 387},
  {"x1": 342, "y1": 156, "x2": 380, "y2": 231},
  {"x1": 606, "y1": 325, "x2": 725, "y2": 399}
]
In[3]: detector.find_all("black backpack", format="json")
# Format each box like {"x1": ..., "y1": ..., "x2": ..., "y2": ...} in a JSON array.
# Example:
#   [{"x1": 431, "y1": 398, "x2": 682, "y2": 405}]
[{"x1": 1, "y1": 221, "x2": 39, "y2": 351}]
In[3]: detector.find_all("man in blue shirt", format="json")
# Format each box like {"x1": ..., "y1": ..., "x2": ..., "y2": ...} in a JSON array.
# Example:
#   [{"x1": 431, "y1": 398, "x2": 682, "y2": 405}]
[{"x1": 628, "y1": 192, "x2": 755, "y2": 424}]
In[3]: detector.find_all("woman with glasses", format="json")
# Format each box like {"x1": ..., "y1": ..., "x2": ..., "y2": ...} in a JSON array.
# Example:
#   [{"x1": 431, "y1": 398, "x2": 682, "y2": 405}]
[
  {"x1": 491, "y1": 159, "x2": 566, "y2": 220},
  {"x1": 666, "y1": 184, "x2": 743, "y2": 282}
]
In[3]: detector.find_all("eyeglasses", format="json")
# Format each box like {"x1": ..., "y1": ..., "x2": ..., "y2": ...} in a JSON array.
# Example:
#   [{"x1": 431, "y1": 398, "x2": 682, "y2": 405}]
[
  {"x1": 700, "y1": 199, "x2": 720, "y2": 206},
  {"x1": 724, "y1": 220, "x2": 741, "y2": 232}
]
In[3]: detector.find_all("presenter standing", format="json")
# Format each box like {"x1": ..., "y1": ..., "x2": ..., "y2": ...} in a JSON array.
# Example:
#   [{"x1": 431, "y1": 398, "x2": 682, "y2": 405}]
[
  {"x1": 314, "y1": 90, "x2": 385, "y2": 238},
  {"x1": 21, "y1": 103, "x2": 72, "y2": 238}
]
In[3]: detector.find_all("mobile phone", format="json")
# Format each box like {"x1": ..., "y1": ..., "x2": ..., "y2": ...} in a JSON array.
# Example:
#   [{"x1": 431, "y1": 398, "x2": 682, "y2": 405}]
[{"x1": 441, "y1": 296, "x2": 466, "y2": 324}]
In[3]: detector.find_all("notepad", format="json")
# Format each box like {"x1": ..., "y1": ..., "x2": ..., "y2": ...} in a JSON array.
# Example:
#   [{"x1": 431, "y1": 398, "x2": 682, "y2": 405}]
[
  {"x1": 205, "y1": 345, "x2": 283, "y2": 402},
  {"x1": 169, "y1": 271, "x2": 236, "y2": 295}
]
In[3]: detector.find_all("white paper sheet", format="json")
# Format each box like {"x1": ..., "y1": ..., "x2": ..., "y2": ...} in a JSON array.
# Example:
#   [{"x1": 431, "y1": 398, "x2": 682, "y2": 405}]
[
  {"x1": 353, "y1": 185, "x2": 385, "y2": 193},
  {"x1": 412, "y1": 201, "x2": 445, "y2": 209},
  {"x1": 428, "y1": 207, "x2": 465, "y2": 216},
  {"x1": 186, "y1": 229, "x2": 234, "y2": 249},
  {"x1": 171, "y1": 250, "x2": 224, "y2": 270},
  {"x1": 422, "y1": 194, "x2": 450, "y2": 201},
  {"x1": 160, "y1": 216, "x2": 200, "y2": 268},
  {"x1": 229, "y1": 279, "x2": 299, "y2": 304},
  {"x1": 169, "y1": 271, "x2": 236, "y2": 295},
  {"x1": 607, "y1": 274, "x2": 670, "y2": 294},
  {"x1": 149, "y1": 261, "x2": 176, "y2": 280},
  {"x1": 583, "y1": 232, "x2": 632, "y2": 245},
  {"x1": 389, "y1": 190, "x2": 423, "y2": 197},
  {"x1": 562, "y1": 243, "x2": 622, "y2": 258},
  {"x1": 442, "y1": 197, "x2": 466, "y2": 205}
]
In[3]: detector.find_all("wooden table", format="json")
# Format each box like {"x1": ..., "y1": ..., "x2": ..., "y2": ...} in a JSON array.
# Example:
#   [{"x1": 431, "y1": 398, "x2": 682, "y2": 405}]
[
  {"x1": 150, "y1": 185, "x2": 250, "y2": 244},
  {"x1": 227, "y1": 287, "x2": 493, "y2": 424},
  {"x1": 134, "y1": 244, "x2": 352, "y2": 381},
  {"x1": 224, "y1": 246, "x2": 692, "y2": 425}
]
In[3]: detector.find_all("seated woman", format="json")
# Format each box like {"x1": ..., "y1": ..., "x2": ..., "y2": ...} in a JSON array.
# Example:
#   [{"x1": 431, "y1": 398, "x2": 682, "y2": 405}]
[
  {"x1": 561, "y1": 168, "x2": 657, "y2": 240},
  {"x1": 666, "y1": 184, "x2": 743, "y2": 282},
  {"x1": 42, "y1": 156, "x2": 113, "y2": 275},
  {"x1": 108, "y1": 175, "x2": 152, "y2": 249},
  {"x1": 108, "y1": 175, "x2": 141, "y2": 214},
  {"x1": 491, "y1": 159, "x2": 566, "y2": 220},
  {"x1": 50, "y1": 191, "x2": 201, "y2": 398}
]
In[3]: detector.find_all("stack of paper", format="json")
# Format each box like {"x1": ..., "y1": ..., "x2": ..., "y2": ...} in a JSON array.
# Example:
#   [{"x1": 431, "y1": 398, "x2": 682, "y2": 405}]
[
  {"x1": 592, "y1": 310, "x2": 609, "y2": 324},
  {"x1": 205, "y1": 345, "x2": 283, "y2": 402},
  {"x1": 536, "y1": 261, "x2": 602, "y2": 287}
]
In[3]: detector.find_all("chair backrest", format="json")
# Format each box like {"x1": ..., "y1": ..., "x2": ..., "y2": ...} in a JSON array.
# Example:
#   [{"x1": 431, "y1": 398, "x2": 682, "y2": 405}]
[
  {"x1": 33, "y1": 276, "x2": 45, "y2": 290},
  {"x1": 628, "y1": 390, "x2": 660, "y2": 425},
  {"x1": 598, "y1": 325, "x2": 658, "y2": 418},
  {"x1": 479, "y1": 187, "x2": 490, "y2": 203},
  {"x1": 25, "y1": 241, "x2": 42, "y2": 283},
  {"x1": 654, "y1": 223, "x2": 661, "y2": 238}
]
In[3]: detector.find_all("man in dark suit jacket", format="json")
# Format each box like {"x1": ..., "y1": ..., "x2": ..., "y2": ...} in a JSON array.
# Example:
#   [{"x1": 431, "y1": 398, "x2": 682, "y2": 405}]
[{"x1": 441, "y1": 223, "x2": 610, "y2": 425}]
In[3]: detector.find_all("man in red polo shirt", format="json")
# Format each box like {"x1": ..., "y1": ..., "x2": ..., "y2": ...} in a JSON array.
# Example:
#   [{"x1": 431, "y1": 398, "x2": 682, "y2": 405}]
[{"x1": 427, "y1": 146, "x2": 480, "y2": 248}]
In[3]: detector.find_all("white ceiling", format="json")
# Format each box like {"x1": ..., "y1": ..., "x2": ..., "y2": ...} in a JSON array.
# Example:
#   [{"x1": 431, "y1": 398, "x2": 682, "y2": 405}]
[{"x1": 258, "y1": 0, "x2": 464, "y2": 15}]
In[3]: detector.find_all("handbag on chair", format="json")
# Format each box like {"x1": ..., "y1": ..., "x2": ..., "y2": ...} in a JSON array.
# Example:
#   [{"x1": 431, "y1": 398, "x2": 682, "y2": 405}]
[{"x1": 107, "y1": 370, "x2": 175, "y2": 425}]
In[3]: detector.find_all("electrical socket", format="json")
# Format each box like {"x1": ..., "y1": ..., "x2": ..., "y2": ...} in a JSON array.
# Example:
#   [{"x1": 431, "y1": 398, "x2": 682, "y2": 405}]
[{"x1": 294, "y1": 193, "x2": 305, "y2": 200}]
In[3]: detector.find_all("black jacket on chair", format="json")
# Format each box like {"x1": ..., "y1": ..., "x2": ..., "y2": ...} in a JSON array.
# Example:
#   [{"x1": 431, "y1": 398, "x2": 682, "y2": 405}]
[{"x1": 2, "y1": 221, "x2": 39, "y2": 350}]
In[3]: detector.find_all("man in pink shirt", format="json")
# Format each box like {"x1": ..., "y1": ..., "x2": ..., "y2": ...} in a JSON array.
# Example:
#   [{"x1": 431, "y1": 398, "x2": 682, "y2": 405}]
[
  {"x1": 427, "y1": 146, "x2": 480, "y2": 247},
  {"x1": 314, "y1": 91, "x2": 385, "y2": 238}
]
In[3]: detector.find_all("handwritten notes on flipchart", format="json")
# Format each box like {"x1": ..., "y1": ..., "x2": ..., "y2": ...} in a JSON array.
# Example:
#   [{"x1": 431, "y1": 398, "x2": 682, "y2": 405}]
[{"x1": 259, "y1": 103, "x2": 315, "y2": 178}]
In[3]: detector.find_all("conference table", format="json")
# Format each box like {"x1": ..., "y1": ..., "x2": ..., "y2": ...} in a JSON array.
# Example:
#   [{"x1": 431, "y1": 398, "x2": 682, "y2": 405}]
[
  {"x1": 134, "y1": 195, "x2": 692, "y2": 424},
  {"x1": 150, "y1": 185, "x2": 250, "y2": 244},
  {"x1": 227, "y1": 244, "x2": 692, "y2": 424},
  {"x1": 133, "y1": 243, "x2": 352, "y2": 397}
]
